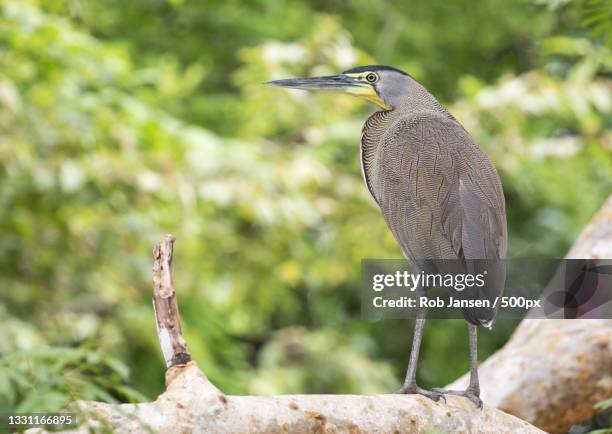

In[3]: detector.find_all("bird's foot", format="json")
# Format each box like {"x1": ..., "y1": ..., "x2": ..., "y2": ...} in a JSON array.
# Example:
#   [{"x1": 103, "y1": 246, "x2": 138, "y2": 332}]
[
  {"x1": 431, "y1": 388, "x2": 483, "y2": 408},
  {"x1": 395, "y1": 384, "x2": 446, "y2": 403}
]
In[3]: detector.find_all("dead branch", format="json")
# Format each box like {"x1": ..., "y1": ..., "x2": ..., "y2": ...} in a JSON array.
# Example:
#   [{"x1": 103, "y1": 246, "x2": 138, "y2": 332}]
[
  {"x1": 152, "y1": 234, "x2": 190, "y2": 368},
  {"x1": 60, "y1": 363, "x2": 542, "y2": 434}
]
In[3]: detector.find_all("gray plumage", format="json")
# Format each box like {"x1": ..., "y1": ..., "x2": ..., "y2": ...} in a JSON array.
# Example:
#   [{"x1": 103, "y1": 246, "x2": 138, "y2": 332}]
[
  {"x1": 360, "y1": 77, "x2": 507, "y2": 326},
  {"x1": 267, "y1": 65, "x2": 508, "y2": 406}
]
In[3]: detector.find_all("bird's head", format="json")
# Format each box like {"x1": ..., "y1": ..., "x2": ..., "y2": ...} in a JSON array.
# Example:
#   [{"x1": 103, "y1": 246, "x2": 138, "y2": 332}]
[{"x1": 266, "y1": 65, "x2": 412, "y2": 111}]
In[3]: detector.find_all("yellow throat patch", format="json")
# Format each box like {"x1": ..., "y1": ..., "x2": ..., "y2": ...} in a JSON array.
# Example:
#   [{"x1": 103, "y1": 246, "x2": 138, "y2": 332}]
[{"x1": 344, "y1": 73, "x2": 391, "y2": 110}]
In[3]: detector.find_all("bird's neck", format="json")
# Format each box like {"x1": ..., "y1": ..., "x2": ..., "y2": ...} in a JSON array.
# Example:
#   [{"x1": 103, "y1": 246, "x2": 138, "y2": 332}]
[
  {"x1": 394, "y1": 80, "x2": 453, "y2": 119},
  {"x1": 361, "y1": 81, "x2": 454, "y2": 157}
]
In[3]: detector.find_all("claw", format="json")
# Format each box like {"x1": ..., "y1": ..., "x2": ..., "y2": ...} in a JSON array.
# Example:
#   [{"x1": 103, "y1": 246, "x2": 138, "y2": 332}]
[
  {"x1": 431, "y1": 388, "x2": 483, "y2": 408},
  {"x1": 395, "y1": 384, "x2": 446, "y2": 403}
]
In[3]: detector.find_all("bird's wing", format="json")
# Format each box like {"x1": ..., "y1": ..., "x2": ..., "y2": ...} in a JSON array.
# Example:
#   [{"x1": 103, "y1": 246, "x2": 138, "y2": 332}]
[
  {"x1": 377, "y1": 112, "x2": 507, "y2": 325},
  {"x1": 377, "y1": 111, "x2": 506, "y2": 262}
]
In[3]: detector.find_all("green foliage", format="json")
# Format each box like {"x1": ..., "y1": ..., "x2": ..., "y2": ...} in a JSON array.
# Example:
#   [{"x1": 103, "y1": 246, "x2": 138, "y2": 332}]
[
  {"x1": 539, "y1": 0, "x2": 612, "y2": 46},
  {"x1": 0, "y1": 0, "x2": 610, "y2": 415},
  {"x1": 0, "y1": 347, "x2": 146, "y2": 412},
  {"x1": 585, "y1": 398, "x2": 612, "y2": 433},
  {"x1": 581, "y1": 0, "x2": 612, "y2": 45},
  {"x1": 38, "y1": 0, "x2": 580, "y2": 132},
  {"x1": 595, "y1": 398, "x2": 612, "y2": 411}
]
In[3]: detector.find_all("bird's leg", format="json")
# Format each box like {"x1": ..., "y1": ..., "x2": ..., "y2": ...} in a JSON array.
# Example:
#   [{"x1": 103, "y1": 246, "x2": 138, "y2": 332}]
[
  {"x1": 432, "y1": 323, "x2": 483, "y2": 408},
  {"x1": 395, "y1": 286, "x2": 445, "y2": 403}
]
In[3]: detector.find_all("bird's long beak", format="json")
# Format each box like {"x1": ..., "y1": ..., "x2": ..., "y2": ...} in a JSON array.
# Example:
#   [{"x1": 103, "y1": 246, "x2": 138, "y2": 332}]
[
  {"x1": 266, "y1": 74, "x2": 390, "y2": 109},
  {"x1": 266, "y1": 74, "x2": 365, "y2": 92}
]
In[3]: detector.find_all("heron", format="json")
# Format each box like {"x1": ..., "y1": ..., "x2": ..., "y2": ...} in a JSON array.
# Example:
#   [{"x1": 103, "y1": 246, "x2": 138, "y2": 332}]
[{"x1": 267, "y1": 65, "x2": 507, "y2": 407}]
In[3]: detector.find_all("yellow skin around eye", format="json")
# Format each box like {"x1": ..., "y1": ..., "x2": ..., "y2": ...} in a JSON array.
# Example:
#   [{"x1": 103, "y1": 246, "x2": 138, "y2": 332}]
[{"x1": 344, "y1": 72, "x2": 391, "y2": 110}]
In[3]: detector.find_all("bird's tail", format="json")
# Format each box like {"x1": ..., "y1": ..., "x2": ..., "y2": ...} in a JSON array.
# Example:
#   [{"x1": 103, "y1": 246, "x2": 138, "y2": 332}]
[
  {"x1": 461, "y1": 306, "x2": 497, "y2": 330},
  {"x1": 457, "y1": 258, "x2": 506, "y2": 330}
]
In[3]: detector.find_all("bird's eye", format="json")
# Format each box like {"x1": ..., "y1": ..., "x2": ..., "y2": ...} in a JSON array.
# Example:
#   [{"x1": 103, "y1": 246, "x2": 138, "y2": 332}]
[{"x1": 365, "y1": 73, "x2": 378, "y2": 83}]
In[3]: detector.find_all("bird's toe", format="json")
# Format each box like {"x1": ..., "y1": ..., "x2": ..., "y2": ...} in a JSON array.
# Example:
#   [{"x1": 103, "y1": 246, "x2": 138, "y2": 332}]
[
  {"x1": 431, "y1": 388, "x2": 483, "y2": 408},
  {"x1": 395, "y1": 385, "x2": 446, "y2": 403}
]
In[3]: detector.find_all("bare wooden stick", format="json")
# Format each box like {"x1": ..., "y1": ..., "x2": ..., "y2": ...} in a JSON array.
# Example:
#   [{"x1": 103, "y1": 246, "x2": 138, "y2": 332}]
[{"x1": 152, "y1": 234, "x2": 191, "y2": 368}]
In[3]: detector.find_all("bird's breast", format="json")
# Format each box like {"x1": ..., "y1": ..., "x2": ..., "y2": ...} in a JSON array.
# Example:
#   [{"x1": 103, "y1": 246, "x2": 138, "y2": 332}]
[{"x1": 360, "y1": 110, "x2": 398, "y2": 205}]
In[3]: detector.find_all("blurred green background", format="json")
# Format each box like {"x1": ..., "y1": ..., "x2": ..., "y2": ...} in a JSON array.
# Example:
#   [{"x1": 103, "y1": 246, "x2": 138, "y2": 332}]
[{"x1": 0, "y1": 0, "x2": 611, "y2": 413}]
